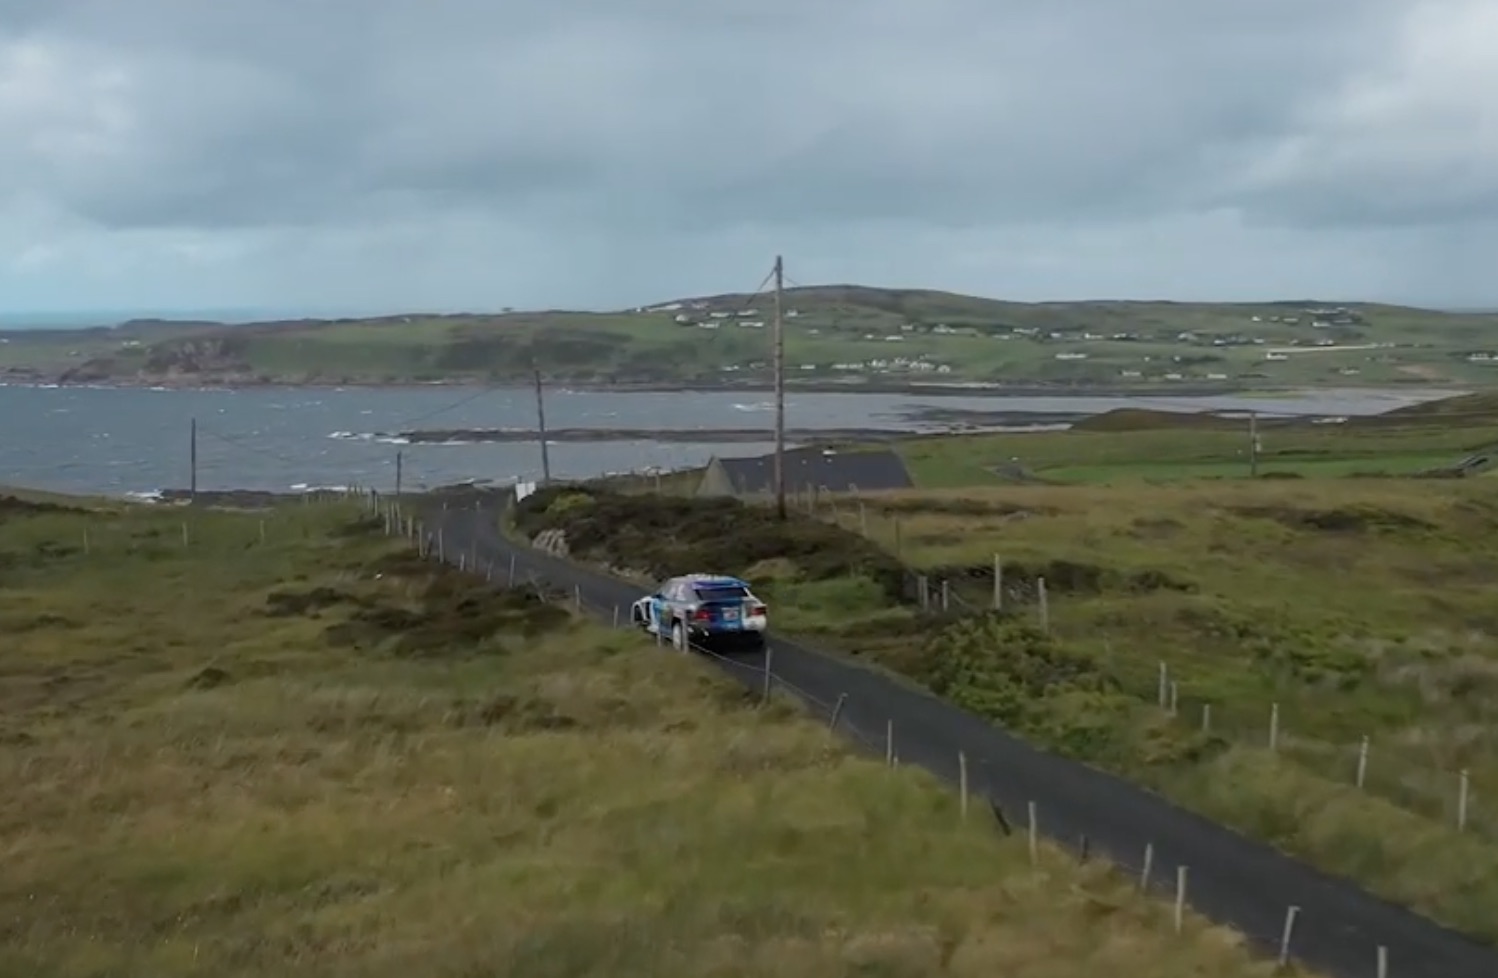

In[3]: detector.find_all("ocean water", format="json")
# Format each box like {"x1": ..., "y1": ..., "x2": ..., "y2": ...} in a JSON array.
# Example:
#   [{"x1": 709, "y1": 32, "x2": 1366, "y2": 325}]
[{"x1": 0, "y1": 383, "x2": 1446, "y2": 497}]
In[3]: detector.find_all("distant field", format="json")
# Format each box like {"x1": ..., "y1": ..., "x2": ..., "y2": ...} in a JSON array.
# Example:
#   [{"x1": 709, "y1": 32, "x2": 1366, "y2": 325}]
[
  {"x1": 4, "y1": 286, "x2": 1497, "y2": 389},
  {"x1": 891, "y1": 400, "x2": 1498, "y2": 487}
]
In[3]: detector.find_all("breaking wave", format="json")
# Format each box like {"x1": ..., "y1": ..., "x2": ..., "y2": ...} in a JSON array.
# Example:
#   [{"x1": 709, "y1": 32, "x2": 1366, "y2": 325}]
[{"x1": 327, "y1": 430, "x2": 411, "y2": 445}]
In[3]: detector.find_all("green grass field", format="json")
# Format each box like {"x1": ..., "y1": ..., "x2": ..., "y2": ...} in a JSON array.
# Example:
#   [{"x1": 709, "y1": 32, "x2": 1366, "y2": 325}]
[
  {"x1": 0, "y1": 492, "x2": 1301, "y2": 977},
  {"x1": 515, "y1": 396, "x2": 1498, "y2": 944},
  {"x1": 5, "y1": 286, "x2": 1497, "y2": 389},
  {"x1": 891, "y1": 400, "x2": 1498, "y2": 487}
]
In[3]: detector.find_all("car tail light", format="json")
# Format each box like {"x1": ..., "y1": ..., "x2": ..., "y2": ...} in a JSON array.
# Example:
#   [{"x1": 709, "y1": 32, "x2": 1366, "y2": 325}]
[
  {"x1": 750, "y1": 603, "x2": 767, "y2": 616},
  {"x1": 691, "y1": 608, "x2": 713, "y2": 621}
]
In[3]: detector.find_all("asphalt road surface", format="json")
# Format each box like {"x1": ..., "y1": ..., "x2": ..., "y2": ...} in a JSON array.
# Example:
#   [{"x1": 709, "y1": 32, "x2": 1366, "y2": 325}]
[{"x1": 421, "y1": 492, "x2": 1497, "y2": 978}]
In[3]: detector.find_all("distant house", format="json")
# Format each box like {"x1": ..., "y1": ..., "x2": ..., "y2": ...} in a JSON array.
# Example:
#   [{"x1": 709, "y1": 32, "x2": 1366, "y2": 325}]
[{"x1": 698, "y1": 446, "x2": 914, "y2": 498}]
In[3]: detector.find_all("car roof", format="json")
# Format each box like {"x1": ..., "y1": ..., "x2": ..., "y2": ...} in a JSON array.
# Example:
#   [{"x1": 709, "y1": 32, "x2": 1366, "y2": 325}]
[{"x1": 671, "y1": 574, "x2": 751, "y2": 588}]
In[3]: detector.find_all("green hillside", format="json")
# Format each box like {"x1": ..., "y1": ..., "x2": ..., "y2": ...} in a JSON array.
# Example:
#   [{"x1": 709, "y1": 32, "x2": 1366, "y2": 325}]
[{"x1": 4, "y1": 286, "x2": 1496, "y2": 390}]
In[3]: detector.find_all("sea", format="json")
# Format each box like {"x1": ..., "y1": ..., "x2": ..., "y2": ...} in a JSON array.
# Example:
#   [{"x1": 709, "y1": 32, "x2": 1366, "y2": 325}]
[{"x1": 0, "y1": 383, "x2": 1451, "y2": 498}]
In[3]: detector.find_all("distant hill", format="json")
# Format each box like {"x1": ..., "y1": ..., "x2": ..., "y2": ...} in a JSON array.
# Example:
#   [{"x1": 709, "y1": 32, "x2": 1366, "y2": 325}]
[{"x1": 2, "y1": 285, "x2": 1495, "y2": 392}]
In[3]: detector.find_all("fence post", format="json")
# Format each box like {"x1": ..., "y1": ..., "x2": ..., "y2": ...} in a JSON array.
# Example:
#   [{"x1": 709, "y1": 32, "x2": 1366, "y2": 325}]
[
  {"x1": 1027, "y1": 801, "x2": 1039, "y2": 866},
  {"x1": 1268, "y1": 702, "x2": 1280, "y2": 752},
  {"x1": 1277, "y1": 905, "x2": 1299, "y2": 969},
  {"x1": 1201, "y1": 703, "x2": 1211, "y2": 732},
  {"x1": 885, "y1": 720, "x2": 894, "y2": 766},
  {"x1": 1158, "y1": 661, "x2": 1169, "y2": 709},
  {"x1": 958, "y1": 751, "x2": 969, "y2": 822},
  {"x1": 1037, "y1": 577, "x2": 1049, "y2": 634},
  {"x1": 1356, "y1": 736, "x2": 1369, "y2": 789},
  {"x1": 437, "y1": 528, "x2": 445, "y2": 563},
  {"x1": 1174, "y1": 865, "x2": 1188, "y2": 933},
  {"x1": 941, "y1": 579, "x2": 950, "y2": 612},
  {"x1": 992, "y1": 554, "x2": 1002, "y2": 610},
  {"x1": 1139, "y1": 842, "x2": 1154, "y2": 891},
  {"x1": 573, "y1": 584, "x2": 582, "y2": 613},
  {"x1": 1458, "y1": 769, "x2": 1470, "y2": 831},
  {"x1": 1376, "y1": 945, "x2": 1388, "y2": 978}
]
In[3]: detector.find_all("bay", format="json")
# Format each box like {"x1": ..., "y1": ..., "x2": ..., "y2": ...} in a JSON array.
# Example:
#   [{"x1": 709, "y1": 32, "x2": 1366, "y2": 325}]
[{"x1": 0, "y1": 383, "x2": 1448, "y2": 497}]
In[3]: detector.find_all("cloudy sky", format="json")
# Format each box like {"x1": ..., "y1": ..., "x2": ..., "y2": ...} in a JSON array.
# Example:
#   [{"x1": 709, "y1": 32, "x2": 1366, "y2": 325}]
[{"x1": 1, "y1": 0, "x2": 1494, "y2": 316}]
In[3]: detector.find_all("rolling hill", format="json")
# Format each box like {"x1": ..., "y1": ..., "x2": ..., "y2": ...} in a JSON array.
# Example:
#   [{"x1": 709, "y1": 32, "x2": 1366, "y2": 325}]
[{"x1": 2, "y1": 286, "x2": 1495, "y2": 391}]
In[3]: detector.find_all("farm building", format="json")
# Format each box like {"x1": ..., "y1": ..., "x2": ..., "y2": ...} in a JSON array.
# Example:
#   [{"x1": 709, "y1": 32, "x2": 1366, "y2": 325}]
[{"x1": 697, "y1": 446, "x2": 914, "y2": 498}]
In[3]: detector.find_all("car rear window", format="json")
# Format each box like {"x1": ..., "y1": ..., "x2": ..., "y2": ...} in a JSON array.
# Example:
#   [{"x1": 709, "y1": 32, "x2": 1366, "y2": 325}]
[{"x1": 694, "y1": 585, "x2": 749, "y2": 601}]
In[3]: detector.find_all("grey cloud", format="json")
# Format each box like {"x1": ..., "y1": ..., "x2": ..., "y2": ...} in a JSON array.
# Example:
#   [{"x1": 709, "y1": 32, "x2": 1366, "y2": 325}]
[
  {"x1": 1, "y1": 0, "x2": 1496, "y2": 310},
  {"x1": 0, "y1": 1, "x2": 1415, "y2": 229}
]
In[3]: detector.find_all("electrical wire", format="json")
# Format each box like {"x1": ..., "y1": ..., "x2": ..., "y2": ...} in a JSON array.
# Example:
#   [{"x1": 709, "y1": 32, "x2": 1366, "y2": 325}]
[
  {"x1": 391, "y1": 264, "x2": 779, "y2": 442},
  {"x1": 198, "y1": 426, "x2": 306, "y2": 466},
  {"x1": 387, "y1": 384, "x2": 500, "y2": 430},
  {"x1": 775, "y1": 270, "x2": 1478, "y2": 422}
]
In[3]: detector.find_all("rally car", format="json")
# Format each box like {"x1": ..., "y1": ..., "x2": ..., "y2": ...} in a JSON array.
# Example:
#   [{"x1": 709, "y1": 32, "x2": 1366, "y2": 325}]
[{"x1": 630, "y1": 573, "x2": 768, "y2": 652}]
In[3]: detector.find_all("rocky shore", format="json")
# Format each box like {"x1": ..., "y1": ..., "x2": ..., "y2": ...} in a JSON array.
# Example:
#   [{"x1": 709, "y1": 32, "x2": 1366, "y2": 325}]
[{"x1": 0, "y1": 367, "x2": 1240, "y2": 400}]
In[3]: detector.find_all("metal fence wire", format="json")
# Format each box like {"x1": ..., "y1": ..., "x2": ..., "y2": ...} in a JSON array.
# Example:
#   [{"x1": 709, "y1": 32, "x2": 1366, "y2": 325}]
[{"x1": 341, "y1": 490, "x2": 1476, "y2": 970}]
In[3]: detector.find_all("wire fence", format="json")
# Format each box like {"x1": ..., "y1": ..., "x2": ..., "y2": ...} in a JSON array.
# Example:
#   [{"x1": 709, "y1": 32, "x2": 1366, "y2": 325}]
[
  {"x1": 338, "y1": 486, "x2": 1429, "y2": 974},
  {"x1": 26, "y1": 487, "x2": 1461, "y2": 971},
  {"x1": 798, "y1": 493, "x2": 1493, "y2": 847},
  {"x1": 556, "y1": 471, "x2": 1493, "y2": 849}
]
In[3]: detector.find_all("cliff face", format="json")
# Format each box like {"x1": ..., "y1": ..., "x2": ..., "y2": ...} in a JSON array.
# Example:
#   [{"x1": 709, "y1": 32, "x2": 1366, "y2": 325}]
[
  {"x1": 141, "y1": 337, "x2": 248, "y2": 376},
  {"x1": 50, "y1": 337, "x2": 255, "y2": 385}
]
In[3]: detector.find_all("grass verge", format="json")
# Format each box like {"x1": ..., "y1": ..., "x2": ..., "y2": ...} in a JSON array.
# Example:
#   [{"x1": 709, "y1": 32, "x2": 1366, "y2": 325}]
[
  {"x1": 513, "y1": 477, "x2": 1498, "y2": 945},
  {"x1": 0, "y1": 493, "x2": 1298, "y2": 976}
]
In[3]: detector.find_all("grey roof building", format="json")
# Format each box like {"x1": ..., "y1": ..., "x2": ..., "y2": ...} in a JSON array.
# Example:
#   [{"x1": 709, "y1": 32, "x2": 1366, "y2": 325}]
[{"x1": 698, "y1": 445, "x2": 914, "y2": 497}]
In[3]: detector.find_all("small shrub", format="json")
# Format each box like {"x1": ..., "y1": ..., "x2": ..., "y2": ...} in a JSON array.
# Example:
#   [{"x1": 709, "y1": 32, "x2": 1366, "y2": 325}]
[{"x1": 515, "y1": 486, "x2": 907, "y2": 600}]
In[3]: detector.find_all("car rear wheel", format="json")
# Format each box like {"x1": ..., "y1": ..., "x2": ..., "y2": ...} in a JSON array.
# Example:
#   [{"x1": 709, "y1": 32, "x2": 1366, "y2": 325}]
[{"x1": 671, "y1": 620, "x2": 687, "y2": 653}]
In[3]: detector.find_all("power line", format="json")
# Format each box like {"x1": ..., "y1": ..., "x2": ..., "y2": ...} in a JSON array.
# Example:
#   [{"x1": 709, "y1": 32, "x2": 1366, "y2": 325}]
[
  {"x1": 727, "y1": 269, "x2": 778, "y2": 315},
  {"x1": 197, "y1": 426, "x2": 307, "y2": 466},
  {"x1": 389, "y1": 385, "x2": 499, "y2": 429}
]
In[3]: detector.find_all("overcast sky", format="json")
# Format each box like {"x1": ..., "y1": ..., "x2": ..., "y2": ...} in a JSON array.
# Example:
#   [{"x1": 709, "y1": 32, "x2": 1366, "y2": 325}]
[{"x1": 1, "y1": 1, "x2": 1494, "y2": 315}]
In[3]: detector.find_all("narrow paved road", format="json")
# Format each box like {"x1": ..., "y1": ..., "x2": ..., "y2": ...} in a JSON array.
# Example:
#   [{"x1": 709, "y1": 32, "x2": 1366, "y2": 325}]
[{"x1": 423, "y1": 492, "x2": 1497, "y2": 978}]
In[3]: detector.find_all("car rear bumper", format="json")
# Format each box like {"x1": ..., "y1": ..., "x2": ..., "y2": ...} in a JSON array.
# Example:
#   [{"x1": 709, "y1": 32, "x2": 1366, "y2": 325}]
[{"x1": 689, "y1": 627, "x2": 767, "y2": 650}]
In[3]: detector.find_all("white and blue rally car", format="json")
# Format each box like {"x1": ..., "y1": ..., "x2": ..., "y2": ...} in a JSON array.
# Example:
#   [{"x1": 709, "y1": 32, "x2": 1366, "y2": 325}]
[{"x1": 630, "y1": 573, "x2": 769, "y2": 652}]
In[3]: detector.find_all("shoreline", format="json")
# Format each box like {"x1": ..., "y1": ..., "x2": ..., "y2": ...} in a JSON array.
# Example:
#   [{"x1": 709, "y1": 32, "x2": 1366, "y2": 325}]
[
  {"x1": 0, "y1": 373, "x2": 1469, "y2": 400},
  {"x1": 373, "y1": 419, "x2": 1083, "y2": 445}
]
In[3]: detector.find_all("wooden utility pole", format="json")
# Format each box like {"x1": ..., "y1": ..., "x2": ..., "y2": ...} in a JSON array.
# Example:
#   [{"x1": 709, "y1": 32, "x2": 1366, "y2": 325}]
[
  {"x1": 395, "y1": 449, "x2": 403, "y2": 497},
  {"x1": 533, "y1": 367, "x2": 552, "y2": 484},
  {"x1": 772, "y1": 255, "x2": 787, "y2": 520},
  {"x1": 1248, "y1": 411, "x2": 1259, "y2": 478},
  {"x1": 189, "y1": 417, "x2": 198, "y2": 499}
]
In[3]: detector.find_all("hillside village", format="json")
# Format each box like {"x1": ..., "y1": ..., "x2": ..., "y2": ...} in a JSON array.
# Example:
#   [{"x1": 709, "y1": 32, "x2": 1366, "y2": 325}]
[
  {"x1": 646, "y1": 298, "x2": 1497, "y2": 384},
  {"x1": 5, "y1": 291, "x2": 1495, "y2": 389}
]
